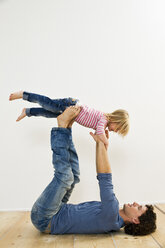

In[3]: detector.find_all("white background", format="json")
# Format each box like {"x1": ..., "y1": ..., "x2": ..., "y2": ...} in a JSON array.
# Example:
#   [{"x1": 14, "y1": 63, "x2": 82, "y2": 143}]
[{"x1": 0, "y1": 0, "x2": 165, "y2": 210}]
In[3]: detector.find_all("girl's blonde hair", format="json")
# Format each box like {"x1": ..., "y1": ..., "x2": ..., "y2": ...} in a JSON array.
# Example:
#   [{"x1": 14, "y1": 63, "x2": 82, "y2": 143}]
[{"x1": 105, "y1": 109, "x2": 129, "y2": 137}]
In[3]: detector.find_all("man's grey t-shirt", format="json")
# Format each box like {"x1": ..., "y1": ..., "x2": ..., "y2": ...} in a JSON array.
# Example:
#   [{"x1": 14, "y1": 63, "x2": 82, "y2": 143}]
[{"x1": 50, "y1": 173, "x2": 124, "y2": 234}]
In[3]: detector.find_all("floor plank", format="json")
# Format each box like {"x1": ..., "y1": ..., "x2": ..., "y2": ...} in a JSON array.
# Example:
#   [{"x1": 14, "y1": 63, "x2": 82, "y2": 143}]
[
  {"x1": 74, "y1": 234, "x2": 115, "y2": 248},
  {"x1": 0, "y1": 212, "x2": 74, "y2": 248},
  {"x1": 155, "y1": 204, "x2": 165, "y2": 214},
  {"x1": 0, "y1": 212, "x2": 26, "y2": 238},
  {"x1": 53, "y1": 235, "x2": 74, "y2": 248},
  {"x1": 111, "y1": 229, "x2": 159, "y2": 248},
  {"x1": 0, "y1": 212, "x2": 55, "y2": 248},
  {"x1": 151, "y1": 206, "x2": 165, "y2": 248}
]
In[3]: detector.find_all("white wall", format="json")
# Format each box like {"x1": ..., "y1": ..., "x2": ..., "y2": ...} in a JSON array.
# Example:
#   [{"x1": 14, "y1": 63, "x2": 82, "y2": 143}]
[{"x1": 0, "y1": 0, "x2": 165, "y2": 210}]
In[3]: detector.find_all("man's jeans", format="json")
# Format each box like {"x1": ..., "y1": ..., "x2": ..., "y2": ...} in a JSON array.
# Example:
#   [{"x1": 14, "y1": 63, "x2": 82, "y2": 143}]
[
  {"x1": 23, "y1": 91, "x2": 79, "y2": 118},
  {"x1": 31, "y1": 128, "x2": 80, "y2": 232}
]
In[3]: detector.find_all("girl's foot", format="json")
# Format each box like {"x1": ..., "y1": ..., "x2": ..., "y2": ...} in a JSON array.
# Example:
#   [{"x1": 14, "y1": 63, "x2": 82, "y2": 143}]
[
  {"x1": 9, "y1": 91, "x2": 23, "y2": 101},
  {"x1": 16, "y1": 108, "x2": 26, "y2": 122}
]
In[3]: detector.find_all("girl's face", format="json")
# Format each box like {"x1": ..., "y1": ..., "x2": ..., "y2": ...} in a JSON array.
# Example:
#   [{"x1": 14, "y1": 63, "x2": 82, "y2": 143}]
[{"x1": 108, "y1": 123, "x2": 118, "y2": 132}]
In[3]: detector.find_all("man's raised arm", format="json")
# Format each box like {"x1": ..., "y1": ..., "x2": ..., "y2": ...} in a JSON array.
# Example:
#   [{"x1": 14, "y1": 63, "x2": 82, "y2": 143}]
[
  {"x1": 90, "y1": 131, "x2": 112, "y2": 174},
  {"x1": 90, "y1": 131, "x2": 116, "y2": 209}
]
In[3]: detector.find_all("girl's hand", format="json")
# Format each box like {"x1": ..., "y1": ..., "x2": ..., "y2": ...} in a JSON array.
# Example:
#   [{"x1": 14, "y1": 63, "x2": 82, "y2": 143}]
[{"x1": 105, "y1": 129, "x2": 109, "y2": 140}]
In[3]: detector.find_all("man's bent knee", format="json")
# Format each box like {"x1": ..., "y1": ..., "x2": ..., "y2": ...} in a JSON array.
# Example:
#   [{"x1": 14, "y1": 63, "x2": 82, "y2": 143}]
[
  {"x1": 74, "y1": 175, "x2": 80, "y2": 184},
  {"x1": 55, "y1": 172, "x2": 74, "y2": 188}
]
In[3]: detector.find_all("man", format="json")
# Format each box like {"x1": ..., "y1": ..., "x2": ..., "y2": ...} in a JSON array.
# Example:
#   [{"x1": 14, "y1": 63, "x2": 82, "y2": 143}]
[{"x1": 31, "y1": 106, "x2": 156, "y2": 236}]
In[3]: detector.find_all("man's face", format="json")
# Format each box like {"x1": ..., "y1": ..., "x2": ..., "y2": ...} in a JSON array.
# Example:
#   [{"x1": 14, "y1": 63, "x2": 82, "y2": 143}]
[{"x1": 123, "y1": 202, "x2": 148, "y2": 224}]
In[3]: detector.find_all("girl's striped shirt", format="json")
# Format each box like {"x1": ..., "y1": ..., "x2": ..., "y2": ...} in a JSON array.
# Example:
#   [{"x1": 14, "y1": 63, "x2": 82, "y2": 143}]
[{"x1": 75, "y1": 105, "x2": 108, "y2": 135}]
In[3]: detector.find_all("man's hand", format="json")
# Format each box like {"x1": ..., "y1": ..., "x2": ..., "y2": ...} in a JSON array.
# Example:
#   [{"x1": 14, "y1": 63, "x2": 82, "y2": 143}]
[
  {"x1": 90, "y1": 130, "x2": 109, "y2": 149},
  {"x1": 91, "y1": 129, "x2": 111, "y2": 173}
]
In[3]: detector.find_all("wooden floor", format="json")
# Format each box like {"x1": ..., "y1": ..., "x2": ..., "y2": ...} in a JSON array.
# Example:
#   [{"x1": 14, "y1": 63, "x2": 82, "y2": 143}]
[{"x1": 0, "y1": 204, "x2": 164, "y2": 248}]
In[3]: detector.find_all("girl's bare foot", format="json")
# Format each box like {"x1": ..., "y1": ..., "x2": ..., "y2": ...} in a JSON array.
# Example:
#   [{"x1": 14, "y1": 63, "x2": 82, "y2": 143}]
[
  {"x1": 57, "y1": 106, "x2": 80, "y2": 128},
  {"x1": 9, "y1": 91, "x2": 23, "y2": 101},
  {"x1": 16, "y1": 108, "x2": 26, "y2": 122}
]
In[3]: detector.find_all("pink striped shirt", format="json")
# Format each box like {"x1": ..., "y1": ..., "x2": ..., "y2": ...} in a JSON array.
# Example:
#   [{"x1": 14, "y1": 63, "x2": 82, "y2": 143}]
[{"x1": 75, "y1": 105, "x2": 108, "y2": 135}]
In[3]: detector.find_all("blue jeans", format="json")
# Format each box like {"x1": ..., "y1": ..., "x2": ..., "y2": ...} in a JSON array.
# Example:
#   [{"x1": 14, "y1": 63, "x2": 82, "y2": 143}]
[
  {"x1": 23, "y1": 91, "x2": 79, "y2": 118},
  {"x1": 31, "y1": 128, "x2": 80, "y2": 232}
]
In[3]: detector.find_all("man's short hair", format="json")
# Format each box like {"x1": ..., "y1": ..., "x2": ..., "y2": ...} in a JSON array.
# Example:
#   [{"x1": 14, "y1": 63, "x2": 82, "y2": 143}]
[{"x1": 124, "y1": 205, "x2": 156, "y2": 236}]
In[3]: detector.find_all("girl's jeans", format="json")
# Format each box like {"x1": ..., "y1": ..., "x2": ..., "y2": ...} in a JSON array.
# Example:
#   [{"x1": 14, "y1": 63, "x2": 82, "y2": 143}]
[
  {"x1": 30, "y1": 127, "x2": 80, "y2": 232},
  {"x1": 23, "y1": 91, "x2": 78, "y2": 118}
]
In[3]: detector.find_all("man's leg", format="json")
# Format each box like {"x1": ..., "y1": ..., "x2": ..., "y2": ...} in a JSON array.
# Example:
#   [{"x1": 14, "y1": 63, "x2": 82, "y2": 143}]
[
  {"x1": 58, "y1": 107, "x2": 81, "y2": 203},
  {"x1": 62, "y1": 139, "x2": 80, "y2": 203},
  {"x1": 30, "y1": 107, "x2": 80, "y2": 232}
]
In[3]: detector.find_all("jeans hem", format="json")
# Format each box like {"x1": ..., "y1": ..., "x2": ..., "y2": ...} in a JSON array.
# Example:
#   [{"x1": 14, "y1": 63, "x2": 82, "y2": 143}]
[
  {"x1": 23, "y1": 91, "x2": 29, "y2": 101},
  {"x1": 25, "y1": 108, "x2": 31, "y2": 117}
]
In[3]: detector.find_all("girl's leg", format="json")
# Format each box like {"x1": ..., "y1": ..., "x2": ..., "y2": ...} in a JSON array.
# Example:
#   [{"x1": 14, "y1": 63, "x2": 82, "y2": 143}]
[
  {"x1": 16, "y1": 108, "x2": 60, "y2": 122},
  {"x1": 62, "y1": 138, "x2": 80, "y2": 203},
  {"x1": 31, "y1": 128, "x2": 74, "y2": 232},
  {"x1": 26, "y1": 108, "x2": 60, "y2": 118},
  {"x1": 23, "y1": 91, "x2": 78, "y2": 113},
  {"x1": 9, "y1": 91, "x2": 23, "y2": 100}
]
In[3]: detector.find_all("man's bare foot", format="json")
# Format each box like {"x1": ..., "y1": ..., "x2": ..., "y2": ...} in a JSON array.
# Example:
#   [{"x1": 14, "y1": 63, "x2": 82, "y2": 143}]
[
  {"x1": 68, "y1": 106, "x2": 82, "y2": 128},
  {"x1": 9, "y1": 91, "x2": 23, "y2": 101},
  {"x1": 57, "y1": 106, "x2": 80, "y2": 128},
  {"x1": 16, "y1": 108, "x2": 26, "y2": 122},
  {"x1": 68, "y1": 119, "x2": 75, "y2": 128}
]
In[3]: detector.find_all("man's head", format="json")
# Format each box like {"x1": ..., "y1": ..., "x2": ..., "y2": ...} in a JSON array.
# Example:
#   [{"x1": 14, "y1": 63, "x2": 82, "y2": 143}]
[{"x1": 121, "y1": 202, "x2": 156, "y2": 235}]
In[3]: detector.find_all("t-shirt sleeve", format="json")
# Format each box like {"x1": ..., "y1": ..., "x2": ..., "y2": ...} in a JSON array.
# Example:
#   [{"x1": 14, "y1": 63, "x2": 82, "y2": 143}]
[
  {"x1": 95, "y1": 117, "x2": 108, "y2": 135},
  {"x1": 97, "y1": 173, "x2": 118, "y2": 214}
]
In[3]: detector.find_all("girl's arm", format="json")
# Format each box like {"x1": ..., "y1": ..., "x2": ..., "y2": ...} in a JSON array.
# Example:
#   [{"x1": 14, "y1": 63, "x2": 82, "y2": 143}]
[{"x1": 96, "y1": 117, "x2": 109, "y2": 149}]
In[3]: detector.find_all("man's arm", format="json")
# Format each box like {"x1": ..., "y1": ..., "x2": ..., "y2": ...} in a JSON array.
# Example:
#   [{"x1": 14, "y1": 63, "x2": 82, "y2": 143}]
[
  {"x1": 91, "y1": 131, "x2": 117, "y2": 212},
  {"x1": 90, "y1": 130, "x2": 111, "y2": 173},
  {"x1": 96, "y1": 141, "x2": 111, "y2": 173},
  {"x1": 97, "y1": 134, "x2": 109, "y2": 150}
]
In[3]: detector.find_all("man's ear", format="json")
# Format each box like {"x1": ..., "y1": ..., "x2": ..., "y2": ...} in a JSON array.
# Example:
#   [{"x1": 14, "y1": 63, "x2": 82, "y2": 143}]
[{"x1": 132, "y1": 218, "x2": 140, "y2": 224}]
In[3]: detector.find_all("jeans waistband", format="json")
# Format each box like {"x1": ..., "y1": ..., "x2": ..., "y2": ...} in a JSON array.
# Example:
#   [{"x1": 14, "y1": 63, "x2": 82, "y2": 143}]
[{"x1": 51, "y1": 127, "x2": 72, "y2": 134}]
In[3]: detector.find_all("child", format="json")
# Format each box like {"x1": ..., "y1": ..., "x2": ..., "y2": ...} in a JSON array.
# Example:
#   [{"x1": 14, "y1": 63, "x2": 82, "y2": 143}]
[{"x1": 9, "y1": 91, "x2": 129, "y2": 149}]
